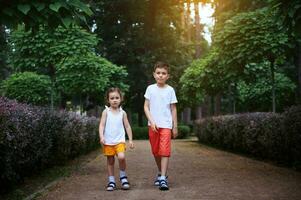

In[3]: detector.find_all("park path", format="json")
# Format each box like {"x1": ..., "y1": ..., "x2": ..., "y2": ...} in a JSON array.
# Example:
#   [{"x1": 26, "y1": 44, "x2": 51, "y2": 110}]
[{"x1": 38, "y1": 138, "x2": 301, "y2": 200}]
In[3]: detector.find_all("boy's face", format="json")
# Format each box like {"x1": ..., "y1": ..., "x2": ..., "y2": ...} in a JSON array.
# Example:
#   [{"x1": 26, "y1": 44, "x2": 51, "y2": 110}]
[{"x1": 153, "y1": 67, "x2": 169, "y2": 85}]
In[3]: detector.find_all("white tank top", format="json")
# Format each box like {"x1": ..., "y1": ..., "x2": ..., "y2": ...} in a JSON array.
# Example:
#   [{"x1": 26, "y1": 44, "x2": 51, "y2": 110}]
[{"x1": 104, "y1": 106, "x2": 126, "y2": 145}]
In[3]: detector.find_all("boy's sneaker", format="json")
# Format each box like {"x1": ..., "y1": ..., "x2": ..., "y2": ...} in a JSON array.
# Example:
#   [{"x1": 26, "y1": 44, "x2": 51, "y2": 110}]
[
  {"x1": 106, "y1": 182, "x2": 116, "y2": 191},
  {"x1": 120, "y1": 176, "x2": 130, "y2": 190},
  {"x1": 154, "y1": 175, "x2": 168, "y2": 186},
  {"x1": 159, "y1": 179, "x2": 169, "y2": 191}
]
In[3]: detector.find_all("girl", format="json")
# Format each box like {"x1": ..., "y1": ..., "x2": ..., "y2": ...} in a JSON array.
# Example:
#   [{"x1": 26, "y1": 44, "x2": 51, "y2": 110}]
[{"x1": 99, "y1": 87, "x2": 134, "y2": 191}]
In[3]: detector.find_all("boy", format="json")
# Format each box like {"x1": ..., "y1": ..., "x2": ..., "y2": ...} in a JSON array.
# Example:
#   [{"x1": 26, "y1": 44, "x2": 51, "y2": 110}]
[{"x1": 144, "y1": 61, "x2": 178, "y2": 191}]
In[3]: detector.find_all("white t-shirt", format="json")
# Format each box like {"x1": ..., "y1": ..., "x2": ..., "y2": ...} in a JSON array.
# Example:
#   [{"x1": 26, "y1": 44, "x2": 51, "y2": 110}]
[
  {"x1": 144, "y1": 84, "x2": 178, "y2": 129},
  {"x1": 104, "y1": 106, "x2": 126, "y2": 145}
]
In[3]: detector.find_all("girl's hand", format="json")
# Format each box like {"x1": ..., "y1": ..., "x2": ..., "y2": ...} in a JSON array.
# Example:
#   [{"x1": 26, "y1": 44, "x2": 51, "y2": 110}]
[
  {"x1": 100, "y1": 137, "x2": 105, "y2": 144},
  {"x1": 151, "y1": 123, "x2": 158, "y2": 133},
  {"x1": 129, "y1": 140, "x2": 134, "y2": 149},
  {"x1": 172, "y1": 127, "x2": 178, "y2": 139}
]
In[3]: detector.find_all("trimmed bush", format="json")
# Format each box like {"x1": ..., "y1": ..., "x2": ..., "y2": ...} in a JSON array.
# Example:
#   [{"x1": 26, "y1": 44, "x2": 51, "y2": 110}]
[
  {"x1": 283, "y1": 106, "x2": 301, "y2": 168},
  {"x1": 0, "y1": 97, "x2": 99, "y2": 192},
  {"x1": 195, "y1": 106, "x2": 301, "y2": 169},
  {"x1": 1, "y1": 72, "x2": 53, "y2": 106}
]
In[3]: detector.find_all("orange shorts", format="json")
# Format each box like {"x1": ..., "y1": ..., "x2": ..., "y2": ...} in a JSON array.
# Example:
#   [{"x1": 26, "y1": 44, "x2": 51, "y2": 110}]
[
  {"x1": 103, "y1": 143, "x2": 126, "y2": 156},
  {"x1": 149, "y1": 127, "x2": 171, "y2": 157}
]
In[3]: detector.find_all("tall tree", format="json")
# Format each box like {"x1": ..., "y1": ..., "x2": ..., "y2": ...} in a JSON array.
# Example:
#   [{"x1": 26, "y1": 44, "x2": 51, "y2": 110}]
[{"x1": 91, "y1": 0, "x2": 194, "y2": 125}]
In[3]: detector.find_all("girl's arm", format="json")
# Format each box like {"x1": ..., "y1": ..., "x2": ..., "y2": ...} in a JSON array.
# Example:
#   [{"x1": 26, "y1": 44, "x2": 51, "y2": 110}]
[
  {"x1": 99, "y1": 110, "x2": 107, "y2": 144},
  {"x1": 123, "y1": 112, "x2": 134, "y2": 149},
  {"x1": 171, "y1": 103, "x2": 178, "y2": 138},
  {"x1": 144, "y1": 99, "x2": 158, "y2": 132}
]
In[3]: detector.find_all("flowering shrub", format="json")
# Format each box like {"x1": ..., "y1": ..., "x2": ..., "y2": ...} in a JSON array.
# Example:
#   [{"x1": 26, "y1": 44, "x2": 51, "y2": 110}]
[
  {"x1": 195, "y1": 107, "x2": 301, "y2": 169},
  {"x1": 0, "y1": 97, "x2": 99, "y2": 192}
]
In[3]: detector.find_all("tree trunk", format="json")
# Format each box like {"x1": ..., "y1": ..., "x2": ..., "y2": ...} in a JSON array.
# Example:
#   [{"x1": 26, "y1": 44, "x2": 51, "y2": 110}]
[
  {"x1": 296, "y1": 43, "x2": 301, "y2": 103},
  {"x1": 270, "y1": 61, "x2": 276, "y2": 112},
  {"x1": 214, "y1": 93, "x2": 221, "y2": 115},
  {"x1": 195, "y1": 106, "x2": 202, "y2": 120},
  {"x1": 182, "y1": 107, "x2": 191, "y2": 124},
  {"x1": 194, "y1": 1, "x2": 201, "y2": 58},
  {"x1": 201, "y1": 96, "x2": 210, "y2": 117},
  {"x1": 138, "y1": 91, "x2": 144, "y2": 126},
  {"x1": 186, "y1": 0, "x2": 191, "y2": 42}
]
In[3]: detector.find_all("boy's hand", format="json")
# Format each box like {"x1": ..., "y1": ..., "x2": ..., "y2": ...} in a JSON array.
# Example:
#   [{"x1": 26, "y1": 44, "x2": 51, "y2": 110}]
[
  {"x1": 100, "y1": 137, "x2": 105, "y2": 145},
  {"x1": 129, "y1": 140, "x2": 134, "y2": 149},
  {"x1": 151, "y1": 123, "x2": 158, "y2": 133},
  {"x1": 172, "y1": 127, "x2": 178, "y2": 139}
]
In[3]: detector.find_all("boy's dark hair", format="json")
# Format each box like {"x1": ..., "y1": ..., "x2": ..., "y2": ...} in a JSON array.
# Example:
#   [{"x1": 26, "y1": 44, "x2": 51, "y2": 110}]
[
  {"x1": 105, "y1": 87, "x2": 123, "y2": 106},
  {"x1": 153, "y1": 61, "x2": 170, "y2": 73}
]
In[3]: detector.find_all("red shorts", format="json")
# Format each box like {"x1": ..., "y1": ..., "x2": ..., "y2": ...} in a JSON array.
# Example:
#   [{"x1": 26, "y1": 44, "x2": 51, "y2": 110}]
[{"x1": 148, "y1": 127, "x2": 171, "y2": 157}]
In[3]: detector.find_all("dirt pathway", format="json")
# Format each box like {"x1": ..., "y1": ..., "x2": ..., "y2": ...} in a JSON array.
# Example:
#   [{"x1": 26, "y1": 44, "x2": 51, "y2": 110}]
[{"x1": 38, "y1": 139, "x2": 301, "y2": 200}]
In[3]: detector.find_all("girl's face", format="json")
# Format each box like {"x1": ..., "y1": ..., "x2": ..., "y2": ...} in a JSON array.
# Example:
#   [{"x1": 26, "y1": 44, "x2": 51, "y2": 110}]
[{"x1": 108, "y1": 91, "x2": 121, "y2": 108}]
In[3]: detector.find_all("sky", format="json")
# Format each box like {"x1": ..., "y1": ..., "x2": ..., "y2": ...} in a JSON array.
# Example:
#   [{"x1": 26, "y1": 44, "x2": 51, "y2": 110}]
[{"x1": 189, "y1": 3, "x2": 215, "y2": 44}]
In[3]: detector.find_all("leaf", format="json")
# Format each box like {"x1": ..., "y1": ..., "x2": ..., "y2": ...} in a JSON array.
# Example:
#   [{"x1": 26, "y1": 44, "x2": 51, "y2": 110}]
[
  {"x1": 61, "y1": 17, "x2": 73, "y2": 28},
  {"x1": 17, "y1": 4, "x2": 31, "y2": 15},
  {"x1": 32, "y1": 2, "x2": 45, "y2": 11},
  {"x1": 49, "y1": 2, "x2": 62, "y2": 12},
  {"x1": 68, "y1": 0, "x2": 93, "y2": 16}
]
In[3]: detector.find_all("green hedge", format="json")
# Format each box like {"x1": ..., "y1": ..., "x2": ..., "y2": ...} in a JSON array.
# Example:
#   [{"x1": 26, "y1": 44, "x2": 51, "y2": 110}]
[
  {"x1": 0, "y1": 97, "x2": 99, "y2": 192},
  {"x1": 195, "y1": 106, "x2": 301, "y2": 169},
  {"x1": 132, "y1": 125, "x2": 191, "y2": 140}
]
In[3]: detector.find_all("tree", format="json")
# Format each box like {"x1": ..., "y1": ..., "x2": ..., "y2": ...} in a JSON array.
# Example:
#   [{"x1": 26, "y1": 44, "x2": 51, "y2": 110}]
[
  {"x1": 214, "y1": 8, "x2": 289, "y2": 112},
  {"x1": 90, "y1": 0, "x2": 194, "y2": 125},
  {"x1": 8, "y1": 25, "x2": 128, "y2": 110},
  {"x1": 56, "y1": 54, "x2": 128, "y2": 111}
]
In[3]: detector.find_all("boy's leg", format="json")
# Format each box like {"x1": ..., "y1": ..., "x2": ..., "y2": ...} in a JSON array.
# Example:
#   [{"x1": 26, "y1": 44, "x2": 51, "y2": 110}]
[
  {"x1": 160, "y1": 157, "x2": 169, "y2": 177},
  {"x1": 154, "y1": 156, "x2": 161, "y2": 172},
  {"x1": 158, "y1": 128, "x2": 171, "y2": 190}
]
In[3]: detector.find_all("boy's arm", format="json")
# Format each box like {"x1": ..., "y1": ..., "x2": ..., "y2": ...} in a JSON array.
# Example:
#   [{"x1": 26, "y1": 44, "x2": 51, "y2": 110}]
[
  {"x1": 144, "y1": 99, "x2": 158, "y2": 132},
  {"x1": 171, "y1": 103, "x2": 178, "y2": 138},
  {"x1": 123, "y1": 112, "x2": 134, "y2": 149},
  {"x1": 98, "y1": 110, "x2": 107, "y2": 144}
]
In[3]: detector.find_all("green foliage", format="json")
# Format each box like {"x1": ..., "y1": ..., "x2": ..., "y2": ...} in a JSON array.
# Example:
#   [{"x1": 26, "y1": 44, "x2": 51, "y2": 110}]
[
  {"x1": 214, "y1": 7, "x2": 288, "y2": 70},
  {"x1": 0, "y1": 0, "x2": 93, "y2": 30},
  {"x1": 56, "y1": 54, "x2": 128, "y2": 97},
  {"x1": 2, "y1": 72, "x2": 52, "y2": 105},
  {"x1": 10, "y1": 25, "x2": 98, "y2": 75},
  {"x1": 180, "y1": 49, "x2": 232, "y2": 105},
  {"x1": 237, "y1": 68, "x2": 296, "y2": 111},
  {"x1": 9, "y1": 25, "x2": 128, "y2": 107}
]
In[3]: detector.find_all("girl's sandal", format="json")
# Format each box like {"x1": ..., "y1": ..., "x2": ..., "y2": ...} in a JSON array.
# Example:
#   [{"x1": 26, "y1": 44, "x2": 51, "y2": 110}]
[
  {"x1": 120, "y1": 176, "x2": 130, "y2": 190},
  {"x1": 106, "y1": 182, "x2": 116, "y2": 191}
]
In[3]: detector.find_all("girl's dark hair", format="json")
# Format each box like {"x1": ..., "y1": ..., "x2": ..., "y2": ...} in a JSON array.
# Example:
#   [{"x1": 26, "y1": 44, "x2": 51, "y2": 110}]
[
  {"x1": 105, "y1": 87, "x2": 123, "y2": 106},
  {"x1": 153, "y1": 61, "x2": 170, "y2": 73}
]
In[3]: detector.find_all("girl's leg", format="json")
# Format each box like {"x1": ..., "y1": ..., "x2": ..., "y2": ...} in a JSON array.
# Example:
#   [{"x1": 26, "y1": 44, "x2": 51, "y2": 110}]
[
  {"x1": 117, "y1": 152, "x2": 126, "y2": 170},
  {"x1": 106, "y1": 156, "x2": 116, "y2": 191},
  {"x1": 117, "y1": 152, "x2": 130, "y2": 189},
  {"x1": 107, "y1": 156, "x2": 115, "y2": 176}
]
